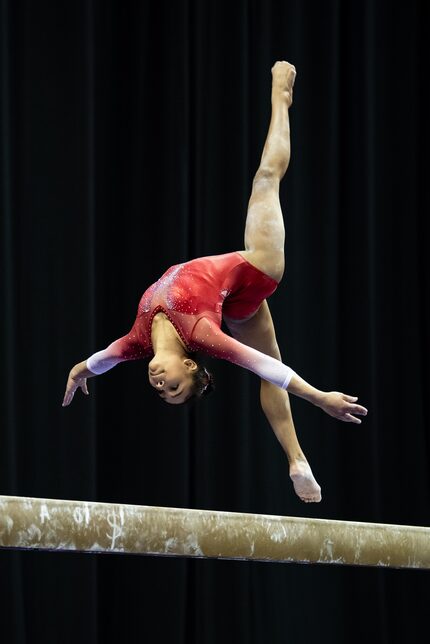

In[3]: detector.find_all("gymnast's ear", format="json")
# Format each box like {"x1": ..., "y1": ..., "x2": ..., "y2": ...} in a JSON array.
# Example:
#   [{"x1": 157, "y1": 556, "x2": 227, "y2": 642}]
[{"x1": 184, "y1": 358, "x2": 198, "y2": 371}]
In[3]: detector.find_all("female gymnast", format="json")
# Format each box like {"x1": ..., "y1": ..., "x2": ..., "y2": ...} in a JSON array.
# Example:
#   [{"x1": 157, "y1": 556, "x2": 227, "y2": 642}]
[{"x1": 63, "y1": 61, "x2": 367, "y2": 503}]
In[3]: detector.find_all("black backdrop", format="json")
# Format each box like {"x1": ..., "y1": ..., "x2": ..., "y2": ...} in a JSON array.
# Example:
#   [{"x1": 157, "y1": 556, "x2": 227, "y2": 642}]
[{"x1": 1, "y1": 1, "x2": 429, "y2": 643}]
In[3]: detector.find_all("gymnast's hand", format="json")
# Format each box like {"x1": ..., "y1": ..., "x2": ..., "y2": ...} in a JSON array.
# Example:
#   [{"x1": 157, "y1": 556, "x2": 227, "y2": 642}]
[
  {"x1": 62, "y1": 361, "x2": 93, "y2": 407},
  {"x1": 318, "y1": 392, "x2": 368, "y2": 424}
]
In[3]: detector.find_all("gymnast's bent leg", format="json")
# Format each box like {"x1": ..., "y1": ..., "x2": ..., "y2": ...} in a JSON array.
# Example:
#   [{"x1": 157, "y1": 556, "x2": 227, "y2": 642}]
[
  {"x1": 226, "y1": 302, "x2": 321, "y2": 503},
  {"x1": 232, "y1": 61, "x2": 321, "y2": 502}
]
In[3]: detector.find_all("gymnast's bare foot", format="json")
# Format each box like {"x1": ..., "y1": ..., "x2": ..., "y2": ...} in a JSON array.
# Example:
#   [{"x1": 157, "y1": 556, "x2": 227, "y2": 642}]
[
  {"x1": 289, "y1": 458, "x2": 322, "y2": 503},
  {"x1": 271, "y1": 60, "x2": 296, "y2": 107}
]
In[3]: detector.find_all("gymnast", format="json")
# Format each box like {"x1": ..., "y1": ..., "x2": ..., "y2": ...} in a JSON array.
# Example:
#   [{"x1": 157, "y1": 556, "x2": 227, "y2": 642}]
[{"x1": 63, "y1": 61, "x2": 367, "y2": 503}]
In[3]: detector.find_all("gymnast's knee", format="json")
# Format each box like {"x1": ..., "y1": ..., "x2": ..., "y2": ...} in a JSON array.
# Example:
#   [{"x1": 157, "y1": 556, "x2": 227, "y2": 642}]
[
  {"x1": 260, "y1": 379, "x2": 291, "y2": 420},
  {"x1": 252, "y1": 166, "x2": 280, "y2": 191}
]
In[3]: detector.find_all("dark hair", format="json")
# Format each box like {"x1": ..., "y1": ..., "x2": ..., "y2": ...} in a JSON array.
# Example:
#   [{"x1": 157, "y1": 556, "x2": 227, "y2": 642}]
[{"x1": 188, "y1": 364, "x2": 215, "y2": 401}]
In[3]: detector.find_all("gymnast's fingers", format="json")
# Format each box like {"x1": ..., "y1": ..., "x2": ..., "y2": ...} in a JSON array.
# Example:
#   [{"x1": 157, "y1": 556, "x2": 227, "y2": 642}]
[
  {"x1": 62, "y1": 379, "x2": 77, "y2": 407},
  {"x1": 62, "y1": 390, "x2": 74, "y2": 407},
  {"x1": 350, "y1": 403, "x2": 368, "y2": 416},
  {"x1": 344, "y1": 413, "x2": 362, "y2": 424},
  {"x1": 343, "y1": 394, "x2": 358, "y2": 402},
  {"x1": 342, "y1": 395, "x2": 368, "y2": 417}
]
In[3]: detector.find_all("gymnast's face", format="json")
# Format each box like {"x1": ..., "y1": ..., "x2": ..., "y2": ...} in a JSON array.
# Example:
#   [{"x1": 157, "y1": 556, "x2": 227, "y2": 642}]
[{"x1": 148, "y1": 356, "x2": 197, "y2": 405}]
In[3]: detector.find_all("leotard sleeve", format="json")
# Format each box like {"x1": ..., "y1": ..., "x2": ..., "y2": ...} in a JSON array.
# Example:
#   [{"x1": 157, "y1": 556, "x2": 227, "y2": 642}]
[
  {"x1": 191, "y1": 318, "x2": 295, "y2": 389},
  {"x1": 86, "y1": 333, "x2": 149, "y2": 375}
]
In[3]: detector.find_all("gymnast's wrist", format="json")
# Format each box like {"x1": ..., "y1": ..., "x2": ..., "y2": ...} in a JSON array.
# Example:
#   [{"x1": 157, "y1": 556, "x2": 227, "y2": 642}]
[
  {"x1": 285, "y1": 373, "x2": 324, "y2": 406},
  {"x1": 71, "y1": 360, "x2": 96, "y2": 380}
]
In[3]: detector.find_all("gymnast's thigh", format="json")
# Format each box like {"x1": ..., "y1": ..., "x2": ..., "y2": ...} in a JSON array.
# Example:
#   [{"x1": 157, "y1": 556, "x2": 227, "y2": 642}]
[{"x1": 224, "y1": 300, "x2": 281, "y2": 360}]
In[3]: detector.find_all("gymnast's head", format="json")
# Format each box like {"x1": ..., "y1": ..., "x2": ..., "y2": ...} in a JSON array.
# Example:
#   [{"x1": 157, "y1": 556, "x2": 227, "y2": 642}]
[{"x1": 148, "y1": 354, "x2": 214, "y2": 405}]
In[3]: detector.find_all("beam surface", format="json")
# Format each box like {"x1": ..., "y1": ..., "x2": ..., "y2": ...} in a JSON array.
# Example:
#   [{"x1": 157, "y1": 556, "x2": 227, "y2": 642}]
[{"x1": 0, "y1": 495, "x2": 429, "y2": 569}]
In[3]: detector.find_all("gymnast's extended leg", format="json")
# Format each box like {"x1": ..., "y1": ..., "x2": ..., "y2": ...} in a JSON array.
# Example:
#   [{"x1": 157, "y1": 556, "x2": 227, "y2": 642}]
[
  {"x1": 229, "y1": 61, "x2": 321, "y2": 502},
  {"x1": 239, "y1": 60, "x2": 293, "y2": 283}
]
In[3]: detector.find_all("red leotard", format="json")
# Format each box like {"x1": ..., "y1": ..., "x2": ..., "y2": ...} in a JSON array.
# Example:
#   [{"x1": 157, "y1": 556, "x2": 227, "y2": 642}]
[{"x1": 86, "y1": 252, "x2": 295, "y2": 389}]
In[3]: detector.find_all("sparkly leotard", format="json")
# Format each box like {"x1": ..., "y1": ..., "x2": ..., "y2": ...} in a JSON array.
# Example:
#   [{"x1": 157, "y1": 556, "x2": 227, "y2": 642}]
[{"x1": 86, "y1": 252, "x2": 295, "y2": 389}]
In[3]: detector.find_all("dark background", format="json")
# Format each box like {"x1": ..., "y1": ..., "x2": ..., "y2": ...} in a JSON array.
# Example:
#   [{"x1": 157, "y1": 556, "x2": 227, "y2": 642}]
[{"x1": 1, "y1": 1, "x2": 429, "y2": 642}]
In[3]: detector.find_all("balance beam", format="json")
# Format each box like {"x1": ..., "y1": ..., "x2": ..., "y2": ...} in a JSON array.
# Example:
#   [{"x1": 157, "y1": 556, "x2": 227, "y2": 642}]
[{"x1": 0, "y1": 495, "x2": 429, "y2": 569}]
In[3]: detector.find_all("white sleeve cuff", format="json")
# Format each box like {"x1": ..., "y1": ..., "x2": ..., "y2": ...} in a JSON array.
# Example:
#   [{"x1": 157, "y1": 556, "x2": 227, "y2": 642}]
[
  {"x1": 86, "y1": 352, "x2": 122, "y2": 375},
  {"x1": 282, "y1": 368, "x2": 295, "y2": 390}
]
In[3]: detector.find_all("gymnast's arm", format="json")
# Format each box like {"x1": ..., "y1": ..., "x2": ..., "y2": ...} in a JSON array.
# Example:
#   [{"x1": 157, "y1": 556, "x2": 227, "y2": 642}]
[
  {"x1": 285, "y1": 373, "x2": 367, "y2": 424},
  {"x1": 62, "y1": 335, "x2": 145, "y2": 407},
  {"x1": 192, "y1": 318, "x2": 368, "y2": 423},
  {"x1": 62, "y1": 360, "x2": 96, "y2": 407}
]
